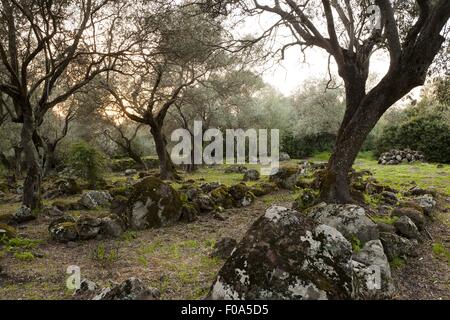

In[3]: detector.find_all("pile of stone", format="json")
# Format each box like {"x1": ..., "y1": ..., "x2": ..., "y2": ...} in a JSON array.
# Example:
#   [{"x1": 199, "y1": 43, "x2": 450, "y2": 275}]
[{"x1": 378, "y1": 149, "x2": 425, "y2": 165}]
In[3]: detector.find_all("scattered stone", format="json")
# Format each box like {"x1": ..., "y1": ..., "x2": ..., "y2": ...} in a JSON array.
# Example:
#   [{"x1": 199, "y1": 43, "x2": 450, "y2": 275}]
[
  {"x1": 228, "y1": 183, "x2": 255, "y2": 207},
  {"x1": 93, "y1": 277, "x2": 160, "y2": 300},
  {"x1": 211, "y1": 237, "x2": 237, "y2": 259},
  {"x1": 79, "y1": 191, "x2": 112, "y2": 210},
  {"x1": 279, "y1": 152, "x2": 291, "y2": 161},
  {"x1": 224, "y1": 165, "x2": 247, "y2": 174},
  {"x1": 392, "y1": 207, "x2": 425, "y2": 230},
  {"x1": 243, "y1": 169, "x2": 260, "y2": 181},
  {"x1": 378, "y1": 149, "x2": 425, "y2": 165},
  {"x1": 212, "y1": 211, "x2": 227, "y2": 221},
  {"x1": 12, "y1": 206, "x2": 36, "y2": 223},
  {"x1": 194, "y1": 194, "x2": 215, "y2": 213},
  {"x1": 128, "y1": 177, "x2": 182, "y2": 229},
  {"x1": 269, "y1": 166, "x2": 300, "y2": 190},
  {"x1": 306, "y1": 203, "x2": 379, "y2": 243},
  {"x1": 394, "y1": 216, "x2": 421, "y2": 240},
  {"x1": 124, "y1": 169, "x2": 137, "y2": 176},
  {"x1": 379, "y1": 232, "x2": 418, "y2": 260},
  {"x1": 75, "y1": 279, "x2": 98, "y2": 297},
  {"x1": 43, "y1": 206, "x2": 64, "y2": 217},
  {"x1": 380, "y1": 191, "x2": 398, "y2": 205},
  {"x1": 412, "y1": 194, "x2": 436, "y2": 215},
  {"x1": 100, "y1": 215, "x2": 125, "y2": 238},
  {"x1": 210, "y1": 186, "x2": 234, "y2": 209},
  {"x1": 179, "y1": 203, "x2": 199, "y2": 223},
  {"x1": 48, "y1": 215, "x2": 78, "y2": 243},
  {"x1": 200, "y1": 182, "x2": 222, "y2": 193},
  {"x1": 77, "y1": 215, "x2": 102, "y2": 240}
]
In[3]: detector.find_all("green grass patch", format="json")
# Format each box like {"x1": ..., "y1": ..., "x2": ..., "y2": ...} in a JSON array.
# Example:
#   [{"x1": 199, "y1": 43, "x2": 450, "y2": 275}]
[{"x1": 390, "y1": 256, "x2": 406, "y2": 269}]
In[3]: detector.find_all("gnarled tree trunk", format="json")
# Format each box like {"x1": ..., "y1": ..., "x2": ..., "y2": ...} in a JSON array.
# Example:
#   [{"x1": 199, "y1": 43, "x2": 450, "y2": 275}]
[{"x1": 150, "y1": 126, "x2": 178, "y2": 180}]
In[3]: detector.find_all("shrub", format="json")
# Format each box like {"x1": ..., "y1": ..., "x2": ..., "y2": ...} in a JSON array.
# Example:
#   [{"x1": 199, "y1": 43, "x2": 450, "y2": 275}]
[
  {"x1": 375, "y1": 114, "x2": 450, "y2": 163},
  {"x1": 281, "y1": 132, "x2": 336, "y2": 158},
  {"x1": 66, "y1": 141, "x2": 107, "y2": 186}
]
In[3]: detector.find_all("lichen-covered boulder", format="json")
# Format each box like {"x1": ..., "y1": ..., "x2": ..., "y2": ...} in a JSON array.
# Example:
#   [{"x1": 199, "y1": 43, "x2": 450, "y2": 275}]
[
  {"x1": 243, "y1": 169, "x2": 260, "y2": 181},
  {"x1": 394, "y1": 216, "x2": 421, "y2": 240},
  {"x1": 200, "y1": 182, "x2": 223, "y2": 193},
  {"x1": 48, "y1": 215, "x2": 78, "y2": 243},
  {"x1": 193, "y1": 194, "x2": 215, "y2": 212},
  {"x1": 0, "y1": 222, "x2": 16, "y2": 239},
  {"x1": 269, "y1": 166, "x2": 300, "y2": 190},
  {"x1": 391, "y1": 207, "x2": 425, "y2": 230},
  {"x1": 352, "y1": 240, "x2": 394, "y2": 299},
  {"x1": 127, "y1": 177, "x2": 182, "y2": 229},
  {"x1": 79, "y1": 191, "x2": 112, "y2": 210},
  {"x1": 207, "y1": 206, "x2": 354, "y2": 300},
  {"x1": 228, "y1": 183, "x2": 255, "y2": 207},
  {"x1": 13, "y1": 205, "x2": 36, "y2": 223},
  {"x1": 306, "y1": 203, "x2": 379, "y2": 243},
  {"x1": 292, "y1": 188, "x2": 318, "y2": 211},
  {"x1": 93, "y1": 277, "x2": 160, "y2": 300},
  {"x1": 379, "y1": 232, "x2": 418, "y2": 261},
  {"x1": 211, "y1": 237, "x2": 237, "y2": 259}
]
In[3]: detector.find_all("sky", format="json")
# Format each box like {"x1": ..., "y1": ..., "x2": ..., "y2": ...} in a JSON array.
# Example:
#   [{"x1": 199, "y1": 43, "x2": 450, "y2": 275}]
[{"x1": 230, "y1": 9, "x2": 394, "y2": 97}]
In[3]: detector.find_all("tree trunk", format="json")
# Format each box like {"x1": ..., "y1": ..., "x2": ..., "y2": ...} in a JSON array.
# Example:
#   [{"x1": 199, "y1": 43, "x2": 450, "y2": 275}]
[
  {"x1": 0, "y1": 152, "x2": 10, "y2": 170},
  {"x1": 43, "y1": 142, "x2": 57, "y2": 176},
  {"x1": 127, "y1": 148, "x2": 147, "y2": 170},
  {"x1": 13, "y1": 146, "x2": 23, "y2": 177},
  {"x1": 21, "y1": 116, "x2": 43, "y2": 210},
  {"x1": 150, "y1": 126, "x2": 178, "y2": 180}
]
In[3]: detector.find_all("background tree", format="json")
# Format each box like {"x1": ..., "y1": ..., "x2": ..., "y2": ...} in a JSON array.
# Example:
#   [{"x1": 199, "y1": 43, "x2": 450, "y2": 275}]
[
  {"x1": 230, "y1": 0, "x2": 450, "y2": 203},
  {"x1": 0, "y1": 0, "x2": 130, "y2": 209}
]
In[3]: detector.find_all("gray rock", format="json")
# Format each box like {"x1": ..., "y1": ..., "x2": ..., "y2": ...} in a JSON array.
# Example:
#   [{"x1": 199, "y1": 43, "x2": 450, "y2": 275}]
[
  {"x1": 379, "y1": 232, "x2": 417, "y2": 260},
  {"x1": 207, "y1": 206, "x2": 354, "y2": 300},
  {"x1": 211, "y1": 237, "x2": 237, "y2": 259},
  {"x1": 77, "y1": 215, "x2": 102, "y2": 240},
  {"x1": 394, "y1": 216, "x2": 421, "y2": 239},
  {"x1": 79, "y1": 191, "x2": 112, "y2": 210},
  {"x1": 381, "y1": 191, "x2": 398, "y2": 205},
  {"x1": 101, "y1": 215, "x2": 125, "y2": 238},
  {"x1": 224, "y1": 165, "x2": 247, "y2": 174},
  {"x1": 48, "y1": 215, "x2": 78, "y2": 243},
  {"x1": 124, "y1": 169, "x2": 137, "y2": 176},
  {"x1": 412, "y1": 194, "x2": 436, "y2": 215},
  {"x1": 279, "y1": 152, "x2": 291, "y2": 161},
  {"x1": 392, "y1": 207, "x2": 425, "y2": 230},
  {"x1": 93, "y1": 277, "x2": 160, "y2": 300},
  {"x1": 200, "y1": 182, "x2": 222, "y2": 193},
  {"x1": 243, "y1": 169, "x2": 260, "y2": 181},
  {"x1": 352, "y1": 240, "x2": 394, "y2": 299},
  {"x1": 13, "y1": 206, "x2": 36, "y2": 223},
  {"x1": 269, "y1": 166, "x2": 300, "y2": 190},
  {"x1": 306, "y1": 203, "x2": 379, "y2": 243}
]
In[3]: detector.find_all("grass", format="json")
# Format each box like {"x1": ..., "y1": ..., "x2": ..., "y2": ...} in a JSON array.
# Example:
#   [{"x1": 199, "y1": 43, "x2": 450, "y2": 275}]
[
  {"x1": 372, "y1": 215, "x2": 399, "y2": 225},
  {"x1": 431, "y1": 242, "x2": 450, "y2": 265},
  {"x1": 390, "y1": 256, "x2": 406, "y2": 269}
]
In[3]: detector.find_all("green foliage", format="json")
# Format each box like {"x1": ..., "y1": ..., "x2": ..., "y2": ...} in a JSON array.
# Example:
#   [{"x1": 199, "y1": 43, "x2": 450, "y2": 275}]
[
  {"x1": 66, "y1": 141, "x2": 107, "y2": 186},
  {"x1": 282, "y1": 132, "x2": 336, "y2": 158},
  {"x1": 90, "y1": 243, "x2": 120, "y2": 267},
  {"x1": 350, "y1": 236, "x2": 362, "y2": 253},
  {"x1": 432, "y1": 242, "x2": 450, "y2": 265},
  {"x1": 13, "y1": 251, "x2": 35, "y2": 261}
]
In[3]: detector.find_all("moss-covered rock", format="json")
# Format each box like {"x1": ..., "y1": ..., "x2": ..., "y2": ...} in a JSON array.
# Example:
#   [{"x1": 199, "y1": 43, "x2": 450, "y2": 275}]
[
  {"x1": 269, "y1": 166, "x2": 300, "y2": 190},
  {"x1": 127, "y1": 177, "x2": 182, "y2": 229},
  {"x1": 48, "y1": 215, "x2": 78, "y2": 243},
  {"x1": 391, "y1": 207, "x2": 425, "y2": 230},
  {"x1": 210, "y1": 186, "x2": 234, "y2": 209},
  {"x1": 292, "y1": 188, "x2": 318, "y2": 211},
  {"x1": 228, "y1": 183, "x2": 255, "y2": 207},
  {"x1": 249, "y1": 182, "x2": 277, "y2": 196},
  {"x1": 179, "y1": 203, "x2": 199, "y2": 223}
]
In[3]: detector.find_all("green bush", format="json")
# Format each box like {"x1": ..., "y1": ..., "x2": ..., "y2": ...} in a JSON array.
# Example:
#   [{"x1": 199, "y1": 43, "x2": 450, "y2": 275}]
[
  {"x1": 375, "y1": 114, "x2": 450, "y2": 163},
  {"x1": 66, "y1": 141, "x2": 107, "y2": 186},
  {"x1": 281, "y1": 132, "x2": 336, "y2": 158}
]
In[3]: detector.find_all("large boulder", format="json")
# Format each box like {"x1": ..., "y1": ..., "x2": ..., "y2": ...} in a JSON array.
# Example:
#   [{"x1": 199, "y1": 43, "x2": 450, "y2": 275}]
[
  {"x1": 100, "y1": 215, "x2": 125, "y2": 238},
  {"x1": 79, "y1": 191, "x2": 112, "y2": 210},
  {"x1": 207, "y1": 206, "x2": 354, "y2": 300},
  {"x1": 77, "y1": 215, "x2": 102, "y2": 240},
  {"x1": 351, "y1": 240, "x2": 394, "y2": 299},
  {"x1": 412, "y1": 195, "x2": 436, "y2": 215},
  {"x1": 127, "y1": 177, "x2": 182, "y2": 229},
  {"x1": 306, "y1": 203, "x2": 379, "y2": 243},
  {"x1": 93, "y1": 277, "x2": 160, "y2": 300}
]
